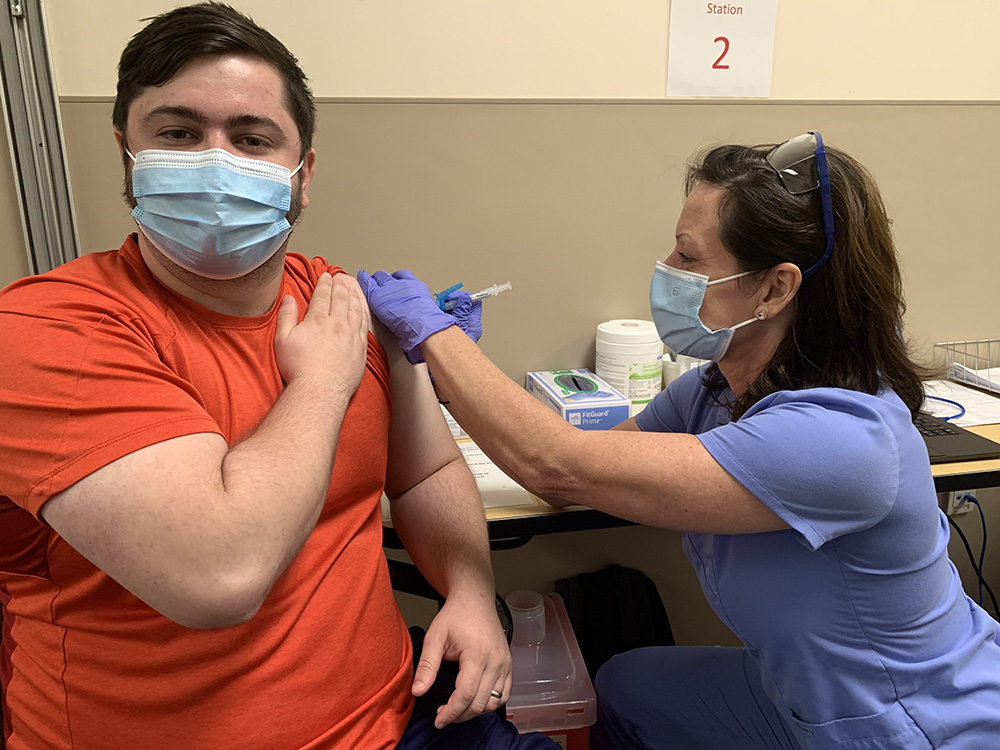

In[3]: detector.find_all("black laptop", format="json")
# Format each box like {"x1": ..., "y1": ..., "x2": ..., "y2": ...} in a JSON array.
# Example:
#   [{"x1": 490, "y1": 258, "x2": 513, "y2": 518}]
[{"x1": 915, "y1": 412, "x2": 1000, "y2": 464}]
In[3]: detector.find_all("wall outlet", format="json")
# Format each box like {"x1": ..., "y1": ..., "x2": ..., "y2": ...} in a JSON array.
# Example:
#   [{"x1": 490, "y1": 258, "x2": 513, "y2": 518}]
[{"x1": 940, "y1": 490, "x2": 976, "y2": 516}]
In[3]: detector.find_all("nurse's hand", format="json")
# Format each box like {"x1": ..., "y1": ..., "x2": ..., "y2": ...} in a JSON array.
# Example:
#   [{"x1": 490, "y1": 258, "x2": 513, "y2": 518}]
[
  {"x1": 442, "y1": 290, "x2": 483, "y2": 344},
  {"x1": 357, "y1": 269, "x2": 456, "y2": 364}
]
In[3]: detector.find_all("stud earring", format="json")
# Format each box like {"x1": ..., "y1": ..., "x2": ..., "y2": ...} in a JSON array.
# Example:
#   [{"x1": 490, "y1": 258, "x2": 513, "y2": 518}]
[{"x1": 755, "y1": 310, "x2": 767, "y2": 320}]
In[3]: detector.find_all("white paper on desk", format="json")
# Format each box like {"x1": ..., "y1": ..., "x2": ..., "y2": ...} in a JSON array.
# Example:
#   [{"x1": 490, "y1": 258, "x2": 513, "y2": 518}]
[
  {"x1": 440, "y1": 404, "x2": 468, "y2": 439},
  {"x1": 947, "y1": 363, "x2": 1000, "y2": 396},
  {"x1": 923, "y1": 379, "x2": 1000, "y2": 427},
  {"x1": 456, "y1": 439, "x2": 535, "y2": 509}
]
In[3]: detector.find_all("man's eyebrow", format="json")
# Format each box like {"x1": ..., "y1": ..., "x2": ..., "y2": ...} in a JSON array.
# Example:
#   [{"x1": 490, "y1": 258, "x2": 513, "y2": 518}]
[
  {"x1": 143, "y1": 105, "x2": 208, "y2": 125},
  {"x1": 141, "y1": 108, "x2": 285, "y2": 135},
  {"x1": 226, "y1": 113, "x2": 284, "y2": 134}
]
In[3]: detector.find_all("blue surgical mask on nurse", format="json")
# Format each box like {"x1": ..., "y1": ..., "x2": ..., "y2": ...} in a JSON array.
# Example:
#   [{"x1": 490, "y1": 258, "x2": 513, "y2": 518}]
[
  {"x1": 126, "y1": 147, "x2": 304, "y2": 280},
  {"x1": 649, "y1": 261, "x2": 766, "y2": 362}
]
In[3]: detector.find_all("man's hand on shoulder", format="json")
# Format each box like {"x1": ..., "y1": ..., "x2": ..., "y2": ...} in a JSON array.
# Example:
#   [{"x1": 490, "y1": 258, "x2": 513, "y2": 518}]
[{"x1": 274, "y1": 272, "x2": 370, "y2": 404}]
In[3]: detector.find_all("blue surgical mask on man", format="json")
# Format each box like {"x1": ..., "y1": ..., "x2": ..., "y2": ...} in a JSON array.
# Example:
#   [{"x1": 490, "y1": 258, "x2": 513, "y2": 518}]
[
  {"x1": 649, "y1": 261, "x2": 761, "y2": 362},
  {"x1": 127, "y1": 148, "x2": 303, "y2": 280}
]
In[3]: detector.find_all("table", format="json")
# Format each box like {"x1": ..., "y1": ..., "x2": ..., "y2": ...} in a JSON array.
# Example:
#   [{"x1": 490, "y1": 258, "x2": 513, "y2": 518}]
[{"x1": 930, "y1": 423, "x2": 1000, "y2": 493}]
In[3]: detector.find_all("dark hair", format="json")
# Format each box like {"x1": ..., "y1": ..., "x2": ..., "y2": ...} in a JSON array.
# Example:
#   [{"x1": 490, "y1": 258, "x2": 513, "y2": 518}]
[
  {"x1": 112, "y1": 2, "x2": 316, "y2": 159},
  {"x1": 684, "y1": 140, "x2": 936, "y2": 420}
]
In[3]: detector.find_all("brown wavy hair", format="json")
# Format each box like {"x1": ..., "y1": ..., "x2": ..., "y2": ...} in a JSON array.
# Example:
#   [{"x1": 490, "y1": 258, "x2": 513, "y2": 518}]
[
  {"x1": 113, "y1": 2, "x2": 316, "y2": 161},
  {"x1": 685, "y1": 139, "x2": 937, "y2": 420}
]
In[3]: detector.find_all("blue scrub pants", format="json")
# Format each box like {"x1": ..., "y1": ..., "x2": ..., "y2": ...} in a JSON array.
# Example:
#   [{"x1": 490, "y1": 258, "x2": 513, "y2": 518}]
[{"x1": 590, "y1": 646, "x2": 803, "y2": 750}]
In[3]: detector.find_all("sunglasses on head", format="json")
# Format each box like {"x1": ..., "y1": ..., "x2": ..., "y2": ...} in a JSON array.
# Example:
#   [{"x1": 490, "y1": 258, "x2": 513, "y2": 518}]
[{"x1": 766, "y1": 131, "x2": 835, "y2": 279}]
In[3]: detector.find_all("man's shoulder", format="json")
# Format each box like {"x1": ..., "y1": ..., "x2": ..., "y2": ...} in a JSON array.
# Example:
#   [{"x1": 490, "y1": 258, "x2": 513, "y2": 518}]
[
  {"x1": 285, "y1": 251, "x2": 344, "y2": 279},
  {"x1": 282, "y1": 252, "x2": 343, "y2": 289},
  {"x1": 0, "y1": 235, "x2": 156, "y2": 319}
]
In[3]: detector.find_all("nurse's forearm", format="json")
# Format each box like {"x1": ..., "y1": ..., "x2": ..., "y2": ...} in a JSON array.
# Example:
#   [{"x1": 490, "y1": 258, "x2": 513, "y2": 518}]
[
  {"x1": 423, "y1": 328, "x2": 789, "y2": 534},
  {"x1": 422, "y1": 326, "x2": 582, "y2": 503}
]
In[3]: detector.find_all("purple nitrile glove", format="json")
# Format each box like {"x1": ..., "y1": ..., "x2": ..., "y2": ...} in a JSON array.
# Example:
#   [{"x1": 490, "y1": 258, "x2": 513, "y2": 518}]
[
  {"x1": 444, "y1": 290, "x2": 483, "y2": 343},
  {"x1": 357, "y1": 269, "x2": 457, "y2": 364}
]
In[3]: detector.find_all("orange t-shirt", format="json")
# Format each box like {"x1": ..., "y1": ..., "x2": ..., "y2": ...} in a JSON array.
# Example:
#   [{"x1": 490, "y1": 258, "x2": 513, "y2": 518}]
[{"x1": 0, "y1": 235, "x2": 413, "y2": 749}]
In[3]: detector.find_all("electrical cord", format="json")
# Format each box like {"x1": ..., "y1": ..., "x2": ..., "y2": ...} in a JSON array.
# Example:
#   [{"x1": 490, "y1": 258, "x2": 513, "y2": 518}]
[
  {"x1": 925, "y1": 394, "x2": 967, "y2": 421},
  {"x1": 947, "y1": 512, "x2": 1000, "y2": 619},
  {"x1": 964, "y1": 494, "x2": 989, "y2": 606},
  {"x1": 923, "y1": 396, "x2": 998, "y2": 615}
]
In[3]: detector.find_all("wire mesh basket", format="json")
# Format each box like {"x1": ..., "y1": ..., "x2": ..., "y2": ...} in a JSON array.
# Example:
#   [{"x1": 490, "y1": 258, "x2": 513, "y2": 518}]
[{"x1": 935, "y1": 339, "x2": 1000, "y2": 395}]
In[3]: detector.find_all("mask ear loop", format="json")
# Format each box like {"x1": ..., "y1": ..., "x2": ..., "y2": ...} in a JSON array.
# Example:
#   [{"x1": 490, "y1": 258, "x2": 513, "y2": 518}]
[
  {"x1": 729, "y1": 316, "x2": 759, "y2": 333},
  {"x1": 705, "y1": 269, "x2": 756, "y2": 287}
]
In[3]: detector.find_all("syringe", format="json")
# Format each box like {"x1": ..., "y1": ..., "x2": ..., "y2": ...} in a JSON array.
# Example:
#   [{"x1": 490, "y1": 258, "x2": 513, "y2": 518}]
[{"x1": 440, "y1": 281, "x2": 512, "y2": 311}]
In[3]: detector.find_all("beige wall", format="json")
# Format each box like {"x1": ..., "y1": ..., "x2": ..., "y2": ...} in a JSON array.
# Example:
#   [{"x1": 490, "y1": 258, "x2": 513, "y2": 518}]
[{"x1": 45, "y1": 0, "x2": 1000, "y2": 100}]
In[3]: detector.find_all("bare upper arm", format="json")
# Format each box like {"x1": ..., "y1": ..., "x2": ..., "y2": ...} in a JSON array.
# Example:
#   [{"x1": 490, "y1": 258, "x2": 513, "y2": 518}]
[
  {"x1": 373, "y1": 321, "x2": 465, "y2": 499},
  {"x1": 554, "y1": 427, "x2": 790, "y2": 534},
  {"x1": 596, "y1": 414, "x2": 785, "y2": 531}
]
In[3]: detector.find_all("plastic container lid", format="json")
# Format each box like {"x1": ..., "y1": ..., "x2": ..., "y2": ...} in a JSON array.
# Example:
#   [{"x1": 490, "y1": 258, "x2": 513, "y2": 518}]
[{"x1": 596, "y1": 319, "x2": 660, "y2": 345}]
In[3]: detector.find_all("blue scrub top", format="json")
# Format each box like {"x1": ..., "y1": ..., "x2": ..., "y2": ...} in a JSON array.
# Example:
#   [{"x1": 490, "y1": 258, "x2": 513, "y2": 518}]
[{"x1": 636, "y1": 368, "x2": 1000, "y2": 748}]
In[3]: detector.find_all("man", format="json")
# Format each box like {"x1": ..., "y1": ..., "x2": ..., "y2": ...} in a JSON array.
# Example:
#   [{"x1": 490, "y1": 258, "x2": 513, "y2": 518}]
[{"x1": 0, "y1": 4, "x2": 555, "y2": 749}]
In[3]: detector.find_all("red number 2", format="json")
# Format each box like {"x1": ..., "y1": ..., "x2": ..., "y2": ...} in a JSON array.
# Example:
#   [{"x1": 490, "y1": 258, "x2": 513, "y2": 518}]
[{"x1": 713, "y1": 36, "x2": 730, "y2": 70}]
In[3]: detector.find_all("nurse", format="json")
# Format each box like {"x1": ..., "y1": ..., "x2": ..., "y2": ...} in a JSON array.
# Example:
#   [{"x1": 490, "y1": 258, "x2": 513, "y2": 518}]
[{"x1": 358, "y1": 133, "x2": 1000, "y2": 749}]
